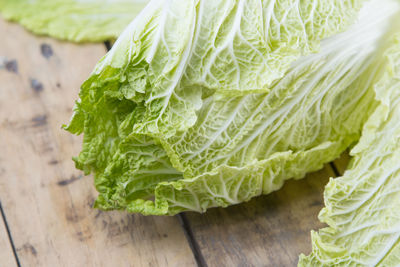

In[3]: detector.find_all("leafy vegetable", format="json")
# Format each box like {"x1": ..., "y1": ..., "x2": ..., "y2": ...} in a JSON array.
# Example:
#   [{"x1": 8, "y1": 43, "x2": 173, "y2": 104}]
[
  {"x1": 4, "y1": 0, "x2": 400, "y2": 264},
  {"x1": 0, "y1": 0, "x2": 148, "y2": 42},
  {"x1": 299, "y1": 32, "x2": 400, "y2": 266},
  {"x1": 64, "y1": 0, "x2": 400, "y2": 216}
]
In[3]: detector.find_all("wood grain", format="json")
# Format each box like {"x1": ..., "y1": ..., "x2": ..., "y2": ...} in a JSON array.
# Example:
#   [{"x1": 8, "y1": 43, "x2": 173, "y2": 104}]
[
  {"x1": 0, "y1": 17, "x2": 196, "y2": 267},
  {"x1": 0, "y1": 206, "x2": 17, "y2": 267},
  {"x1": 185, "y1": 165, "x2": 335, "y2": 266}
]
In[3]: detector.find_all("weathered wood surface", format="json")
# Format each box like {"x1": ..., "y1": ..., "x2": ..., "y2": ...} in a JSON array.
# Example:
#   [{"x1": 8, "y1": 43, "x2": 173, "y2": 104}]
[
  {"x1": 0, "y1": 15, "x2": 355, "y2": 267},
  {"x1": 0, "y1": 206, "x2": 17, "y2": 267},
  {"x1": 0, "y1": 18, "x2": 196, "y2": 267},
  {"x1": 185, "y1": 165, "x2": 335, "y2": 266}
]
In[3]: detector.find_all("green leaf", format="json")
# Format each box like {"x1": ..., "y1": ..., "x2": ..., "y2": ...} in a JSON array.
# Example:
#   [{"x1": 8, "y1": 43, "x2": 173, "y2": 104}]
[
  {"x1": 0, "y1": 0, "x2": 149, "y2": 42},
  {"x1": 299, "y1": 32, "x2": 400, "y2": 267},
  {"x1": 65, "y1": 0, "x2": 400, "y2": 215}
]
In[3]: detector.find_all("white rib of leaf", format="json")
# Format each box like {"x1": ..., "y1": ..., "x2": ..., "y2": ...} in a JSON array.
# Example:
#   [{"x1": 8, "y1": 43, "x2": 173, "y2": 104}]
[{"x1": 171, "y1": 0, "x2": 396, "y2": 174}]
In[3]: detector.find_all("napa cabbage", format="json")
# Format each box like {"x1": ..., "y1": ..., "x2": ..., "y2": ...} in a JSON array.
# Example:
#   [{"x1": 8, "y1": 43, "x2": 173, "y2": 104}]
[
  {"x1": 0, "y1": 0, "x2": 149, "y2": 42},
  {"x1": 65, "y1": 0, "x2": 400, "y2": 215}
]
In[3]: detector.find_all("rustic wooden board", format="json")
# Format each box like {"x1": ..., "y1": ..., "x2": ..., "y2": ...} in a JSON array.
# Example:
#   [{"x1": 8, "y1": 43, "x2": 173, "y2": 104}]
[
  {"x1": 0, "y1": 18, "x2": 196, "y2": 267},
  {"x1": 185, "y1": 165, "x2": 335, "y2": 266},
  {"x1": 0, "y1": 207, "x2": 17, "y2": 267},
  {"x1": 0, "y1": 14, "x2": 355, "y2": 267}
]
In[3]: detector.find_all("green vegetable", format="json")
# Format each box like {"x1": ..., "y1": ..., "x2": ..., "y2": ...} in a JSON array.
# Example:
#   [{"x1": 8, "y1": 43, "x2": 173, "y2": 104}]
[
  {"x1": 0, "y1": 0, "x2": 148, "y2": 42},
  {"x1": 299, "y1": 32, "x2": 400, "y2": 266},
  {"x1": 4, "y1": 0, "x2": 400, "y2": 264},
  {"x1": 65, "y1": 0, "x2": 399, "y2": 216}
]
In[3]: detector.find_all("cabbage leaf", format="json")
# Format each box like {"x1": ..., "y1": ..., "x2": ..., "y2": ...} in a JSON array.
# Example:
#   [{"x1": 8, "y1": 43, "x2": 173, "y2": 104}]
[
  {"x1": 0, "y1": 0, "x2": 149, "y2": 42},
  {"x1": 65, "y1": 0, "x2": 400, "y2": 215},
  {"x1": 299, "y1": 32, "x2": 400, "y2": 266}
]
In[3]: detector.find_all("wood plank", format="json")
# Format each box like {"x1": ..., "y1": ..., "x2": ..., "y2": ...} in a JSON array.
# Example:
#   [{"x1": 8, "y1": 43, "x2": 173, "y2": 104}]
[
  {"x1": 185, "y1": 165, "x2": 335, "y2": 266},
  {"x1": 0, "y1": 205, "x2": 17, "y2": 267},
  {"x1": 0, "y1": 17, "x2": 196, "y2": 267}
]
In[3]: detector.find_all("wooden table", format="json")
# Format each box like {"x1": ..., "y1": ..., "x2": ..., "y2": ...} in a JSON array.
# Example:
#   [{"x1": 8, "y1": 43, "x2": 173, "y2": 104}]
[{"x1": 0, "y1": 17, "x2": 350, "y2": 267}]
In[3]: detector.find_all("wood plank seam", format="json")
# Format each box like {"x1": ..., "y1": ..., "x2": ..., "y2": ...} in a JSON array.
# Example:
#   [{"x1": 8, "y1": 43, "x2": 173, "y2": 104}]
[
  {"x1": 0, "y1": 201, "x2": 21, "y2": 267},
  {"x1": 329, "y1": 162, "x2": 341, "y2": 177},
  {"x1": 104, "y1": 41, "x2": 112, "y2": 51},
  {"x1": 177, "y1": 214, "x2": 207, "y2": 267}
]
